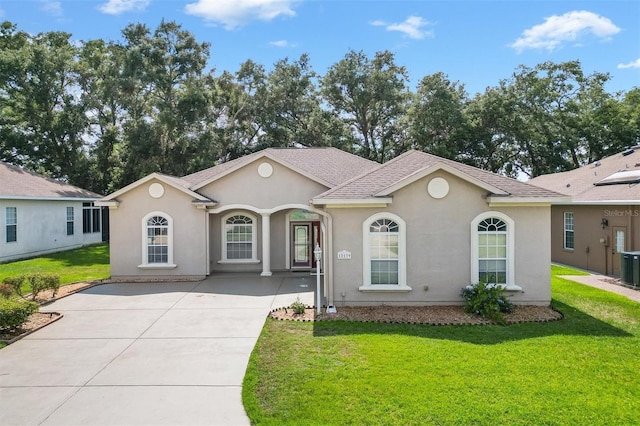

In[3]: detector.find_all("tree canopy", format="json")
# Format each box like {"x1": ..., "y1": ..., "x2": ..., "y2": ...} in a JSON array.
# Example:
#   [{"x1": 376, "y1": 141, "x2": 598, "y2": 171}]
[{"x1": 0, "y1": 20, "x2": 637, "y2": 194}]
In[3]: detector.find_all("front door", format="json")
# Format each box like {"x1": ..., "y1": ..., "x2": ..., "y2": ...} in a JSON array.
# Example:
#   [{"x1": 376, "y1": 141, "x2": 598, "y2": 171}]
[
  {"x1": 612, "y1": 226, "x2": 626, "y2": 276},
  {"x1": 291, "y1": 221, "x2": 321, "y2": 269}
]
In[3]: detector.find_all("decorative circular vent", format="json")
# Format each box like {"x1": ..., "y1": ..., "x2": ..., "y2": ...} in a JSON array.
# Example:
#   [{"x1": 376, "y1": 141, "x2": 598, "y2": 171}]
[
  {"x1": 148, "y1": 182, "x2": 165, "y2": 199},
  {"x1": 427, "y1": 177, "x2": 449, "y2": 199},
  {"x1": 258, "y1": 162, "x2": 273, "y2": 178}
]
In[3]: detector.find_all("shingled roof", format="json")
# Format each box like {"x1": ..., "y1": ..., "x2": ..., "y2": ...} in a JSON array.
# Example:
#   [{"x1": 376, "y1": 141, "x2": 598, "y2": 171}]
[
  {"x1": 182, "y1": 147, "x2": 380, "y2": 188},
  {"x1": 314, "y1": 150, "x2": 563, "y2": 201},
  {"x1": 529, "y1": 147, "x2": 640, "y2": 203},
  {"x1": 0, "y1": 162, "x2": 101, "y2": 199}
]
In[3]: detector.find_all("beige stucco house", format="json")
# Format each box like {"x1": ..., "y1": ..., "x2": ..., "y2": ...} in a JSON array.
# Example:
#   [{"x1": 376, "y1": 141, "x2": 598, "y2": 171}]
[
  {"x1": 530, "y1": 146, "x2": 640, "y2": 277},
  {"x1": 98, "y1": 148, "x2": 564, "y2": 307}
]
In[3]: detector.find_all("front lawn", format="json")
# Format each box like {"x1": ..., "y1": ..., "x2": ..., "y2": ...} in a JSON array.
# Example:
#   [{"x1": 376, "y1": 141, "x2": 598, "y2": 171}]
[
  {"x1": 243, "y1": 265, "x2": 640, "y2": 425},
  {"x1": 0, "y1": 243, "x2": 110, "y2": 287}
]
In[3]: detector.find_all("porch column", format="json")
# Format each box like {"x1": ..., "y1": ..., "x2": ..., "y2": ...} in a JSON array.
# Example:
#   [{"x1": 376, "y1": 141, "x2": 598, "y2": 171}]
[{"x1": 261, "y1": 213, "x2": 272, "y2": 276}]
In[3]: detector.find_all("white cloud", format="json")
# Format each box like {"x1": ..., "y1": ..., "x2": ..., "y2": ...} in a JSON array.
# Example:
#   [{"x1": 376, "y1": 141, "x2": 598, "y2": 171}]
[
  {"x1": 618, "y1": 58, "x2": 640, "y2": 69},
  {"x1": 40, "y1": 0, "x2": 63, "y2": 17},
  {"x1": 98, "y1": 0, "x2": 150, "y2": 15},
  {"x1": 185, "y1": 0, "x2": 297, "y2": 30},
  {"x1": 371, "y1": 16, "x2": 433, "y2": 40},
  {"x1": 269, "y1": 40, "x2": 289, "y2": 47},
  {"x1": 510, "y1": 10, "x2": 620, "y2": 52}
]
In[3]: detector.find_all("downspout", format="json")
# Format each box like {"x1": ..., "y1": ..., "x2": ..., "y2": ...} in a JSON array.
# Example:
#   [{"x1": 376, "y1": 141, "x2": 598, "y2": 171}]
[{"x1": 324, "y1": 213, "x2": 335, "y2": 310}]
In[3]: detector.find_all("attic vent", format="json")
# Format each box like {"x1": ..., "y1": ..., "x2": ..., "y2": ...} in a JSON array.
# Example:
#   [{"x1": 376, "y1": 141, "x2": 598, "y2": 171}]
[
  {"x1": 595, "y1": 170, "x2": 640, "y2": 186},
  {"x1": 622, "y1": 148, "x2": 634, "y2": 156}
]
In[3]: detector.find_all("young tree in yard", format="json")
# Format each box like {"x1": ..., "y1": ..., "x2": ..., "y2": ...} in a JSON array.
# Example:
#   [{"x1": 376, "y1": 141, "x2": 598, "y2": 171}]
[{"x1": 321, "y1": 50, "x2": 410, "y2": 163}]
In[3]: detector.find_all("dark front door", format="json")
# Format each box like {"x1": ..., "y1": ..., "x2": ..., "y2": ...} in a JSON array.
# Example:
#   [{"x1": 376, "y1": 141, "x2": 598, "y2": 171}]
[{"x1": 291, "y1": 221, "x2": 321, "y2": 269}]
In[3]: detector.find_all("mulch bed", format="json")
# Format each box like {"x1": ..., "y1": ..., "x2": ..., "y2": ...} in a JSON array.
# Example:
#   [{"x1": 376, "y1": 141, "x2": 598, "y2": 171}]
[
  {"x1": 0, "y1": 281, "x2": 98, "y2": 344},
  {"x1": 269, "y1": 305, "x2": 563, "y2": 325}
]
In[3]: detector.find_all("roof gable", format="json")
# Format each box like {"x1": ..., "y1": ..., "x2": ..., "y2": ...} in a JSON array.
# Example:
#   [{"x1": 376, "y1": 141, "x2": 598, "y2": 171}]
[
  {"x1": 313, "y1": 150, "x2": 561, "y2": 202},
  {"x1": 99, "y1": 173, "x2": 214, "y2": 205},
  {"x1": 0, "y1": 162, "x2": 101, "y2": 200},
  {"x1": 184, "y1": 147, "x2": 380, "y2": 190}
]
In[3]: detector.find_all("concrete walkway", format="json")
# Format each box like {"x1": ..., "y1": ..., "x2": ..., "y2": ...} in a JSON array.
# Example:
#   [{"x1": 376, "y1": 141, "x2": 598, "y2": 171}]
[
  {"x1": 559, "y1": 274, "x2": 640, "y2": 302},
  {"x1": 0, "y1": 273, "x2": 315, "y2": 426}
]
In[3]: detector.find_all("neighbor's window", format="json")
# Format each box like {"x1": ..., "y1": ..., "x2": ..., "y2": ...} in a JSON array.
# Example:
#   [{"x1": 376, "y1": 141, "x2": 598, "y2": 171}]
[
  {"x1": 83, "y1": 202, "x2": 101, "y2": 234},
  {"x1": 223, "y1": 214, "x2": 256, "y2": 261},
  {"x1": 146, "y1": 215, "x2": 169, "y2": 264},
  {"x1": 6, "y1": 207, "x2": 17, "y2": 243},
  {"x1": 564, "y1": 212, "x2": 574, "y2": 250},
  {"x1": 477, "y1": 217, "x2": 508, "y2": 285},
  {"x1": 66, "y1": 207, "x2": 74, "y2": 236}
]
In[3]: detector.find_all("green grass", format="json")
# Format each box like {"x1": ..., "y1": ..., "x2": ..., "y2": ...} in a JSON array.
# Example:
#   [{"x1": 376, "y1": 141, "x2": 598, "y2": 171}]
[
  {"x1": 0, "y1": 244, "x2": 110, "y2": 287},
  {"x1": 243, "y1": 268, "x2": 640, "y2": 425},
  {"x1": 551, "y1": 263, "x2": 590, "y2": 276}
]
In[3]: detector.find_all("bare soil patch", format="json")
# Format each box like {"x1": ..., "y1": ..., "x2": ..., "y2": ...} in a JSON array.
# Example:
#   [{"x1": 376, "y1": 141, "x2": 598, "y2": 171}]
[{"x1": 270, "y1": 305, "x2": 562, "y2": 325}]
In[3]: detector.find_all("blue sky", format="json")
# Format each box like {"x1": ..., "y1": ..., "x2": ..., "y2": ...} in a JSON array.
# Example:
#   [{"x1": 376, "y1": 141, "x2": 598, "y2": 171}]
[{"x1": 1, "y1": 0, "x2": 638, "y2": 95}]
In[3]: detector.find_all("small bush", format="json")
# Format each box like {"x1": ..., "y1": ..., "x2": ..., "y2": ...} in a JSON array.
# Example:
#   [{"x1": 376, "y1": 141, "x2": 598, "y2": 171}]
[
  {"x1": 4, "y1": 276, "x2": 26, "y2": 298},
  {"x1": 0, "y1": 283, "x2": 13, "y2": 299},
  {"x1": 0, "y1": 299, "x2": 39, "y2": 331},
  {"x1": 461, "y1": 282, "x2": 513, "y2": 324},
  {"x1": 27, "y1": 273, "x2": 61, "y2": 300},
  {"x1": 290, "y1": 298, "x2": 307, "y2": 315}
]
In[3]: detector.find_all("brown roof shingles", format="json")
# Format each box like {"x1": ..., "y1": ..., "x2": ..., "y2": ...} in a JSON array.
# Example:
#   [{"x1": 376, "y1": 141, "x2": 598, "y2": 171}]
[
  {"x1": 181, "y1": 147, "x2": 380, "y2": 188},
  {"x1": 315, "y1": 150, "x2": 562, "y2": 200},
  {"x1": 0, "y1": 162, "x2": 101, "y2": 199},
  {"x1": 529, "y1": 148, "x2": 640, "y2": 202}
]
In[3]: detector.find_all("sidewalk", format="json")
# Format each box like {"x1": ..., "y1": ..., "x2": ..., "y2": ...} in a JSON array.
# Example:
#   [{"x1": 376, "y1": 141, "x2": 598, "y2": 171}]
[{"x1": 559, "y1": 273, "x2": 640, "y2": 303}]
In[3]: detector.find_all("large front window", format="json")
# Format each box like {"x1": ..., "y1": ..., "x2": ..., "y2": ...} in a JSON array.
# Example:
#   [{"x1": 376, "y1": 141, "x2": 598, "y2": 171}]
[
  {"x1": 222, "y1": 213, "x2": 257, "y2": 261},
  {"x1": 369, "y1": 218, "x2": 399, "y2": 285},
  {"x1": 477, "y1": 218, "x2": 507, "y2": 285},
  {"x1": 360, "y1": 213, "x2": 410, "y2": 291},
  {"x1": 147, "y1": 216, "x2": 169, "y2": 263},
  {"x1": 83, "y1": 202, "x2": 101, "y2": 234}
]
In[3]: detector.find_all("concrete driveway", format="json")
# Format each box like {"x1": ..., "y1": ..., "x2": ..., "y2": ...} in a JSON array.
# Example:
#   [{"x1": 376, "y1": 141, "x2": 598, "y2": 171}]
[{"x1": 0, "y1": 273, "x2": 315, "y2": 426}]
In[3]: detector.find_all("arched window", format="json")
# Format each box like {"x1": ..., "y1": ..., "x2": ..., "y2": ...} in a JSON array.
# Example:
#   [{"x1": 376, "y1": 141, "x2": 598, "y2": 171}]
[
  {"x1": 140, "y1": 212, "x2": 174, "y2": 268},
  {"x1": 222, "y1": 213, "x2": 257, "y2": 261},
  {"x1": 471, "y1": 212, "x2": 517, "y2": 288},
  {"x1": 360, "y1": 213, "x2": 410, "y2": 291}
]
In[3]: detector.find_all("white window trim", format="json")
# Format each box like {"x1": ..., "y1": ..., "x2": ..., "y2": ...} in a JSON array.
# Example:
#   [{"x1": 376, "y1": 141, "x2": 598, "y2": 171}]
[
  {"x1": 563, "y1": 211, "x2": 574, "y2": 250},
  {"x1": 360, "y1": 212, "x2": 411, "y2": 292},
  {"x1": 470, "y1": 211, "x2": 520, "y2": 291},
  {"x1": 139, "y1": 211, "x2": 176, "y2": 269},
  {"x1": 6, "y1": 207, "x2": 17, "y2": 243},
  {"x1": 220, "y1": 212, "x2": 258, "y2": 263}
]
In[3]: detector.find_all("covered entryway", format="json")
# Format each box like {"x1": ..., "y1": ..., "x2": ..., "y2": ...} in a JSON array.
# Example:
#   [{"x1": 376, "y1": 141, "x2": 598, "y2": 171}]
[{"x1": 290, "y1": 210, "x2": 321, "y2": 270}]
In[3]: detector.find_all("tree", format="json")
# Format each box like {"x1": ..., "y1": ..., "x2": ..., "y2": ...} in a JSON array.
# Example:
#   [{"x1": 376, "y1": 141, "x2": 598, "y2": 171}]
[
  {"x1": 321, "y1": 50, "x2": 410, "y2": 162},
  {"x1": 407, "y1": 72, "x2": 469, "y2": 160}
]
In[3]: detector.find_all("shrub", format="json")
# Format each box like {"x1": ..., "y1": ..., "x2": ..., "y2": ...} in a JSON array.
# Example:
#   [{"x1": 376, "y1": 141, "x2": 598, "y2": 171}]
[
  {"x1": 461, "y1": 281, "x2": 513, "y2": 324},
  {"x1": 27, "y1": 273, "x2": 61, "y2": 300},
  {"x1": 0, "y1": 283, "x2": 13, "y2": 299},
  {"x1": 290, "y1": 297, "x2": 307, "y2": 315},
  {"x1": 4, "y1": 276, "x2": 26, "y2": 298},
  {"x1": 0, "y1": 299, "x2": 39, "y2": 331}
]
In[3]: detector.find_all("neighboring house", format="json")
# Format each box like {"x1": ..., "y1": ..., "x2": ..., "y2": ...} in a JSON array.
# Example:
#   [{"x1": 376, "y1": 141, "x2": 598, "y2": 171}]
[
  {"x1": 530, "y1": 147, "x2": 640, "y2": 276},
  {"x1": 98, "y1": 147, "x2": 564, "y2": 307},
  {"x1": 0, "y1": 162, "x2": 107, "y2": 263}
]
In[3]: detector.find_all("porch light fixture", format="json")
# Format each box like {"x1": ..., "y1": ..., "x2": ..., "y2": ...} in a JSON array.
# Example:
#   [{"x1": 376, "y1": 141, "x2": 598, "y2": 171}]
[
  {"x1": 601, "y1": 218, "x2": 609, "y2": 229},
  {"x1": 314, "y1": 244, "x2": 322, "y2": 315}
]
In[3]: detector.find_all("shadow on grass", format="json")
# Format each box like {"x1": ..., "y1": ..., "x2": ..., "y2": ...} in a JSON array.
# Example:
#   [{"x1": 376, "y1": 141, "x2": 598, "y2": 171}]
[
  {"x1": 38, "y1": 243, "x2": 109, "y2": 267},
  {"x1": 311, "y1": 300, "x2": 633, "y2": 345}
]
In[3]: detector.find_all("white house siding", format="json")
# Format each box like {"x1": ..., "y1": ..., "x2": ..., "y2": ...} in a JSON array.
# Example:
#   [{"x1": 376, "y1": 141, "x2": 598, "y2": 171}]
[{"x1": 0, "y1": 199, "x2": 102, "y2": 263}]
